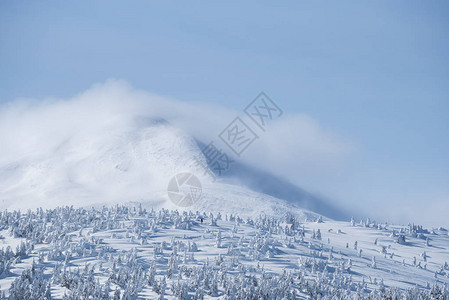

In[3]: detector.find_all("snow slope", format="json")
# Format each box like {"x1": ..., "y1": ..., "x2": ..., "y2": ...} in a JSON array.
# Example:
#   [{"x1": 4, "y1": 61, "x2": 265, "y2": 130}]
[
  {"x1": 0, "y1": 206, "x2": 448, "y2": 299},
  {"x1": 0, "y1": 120, "x2": 324, "y2": 221}
]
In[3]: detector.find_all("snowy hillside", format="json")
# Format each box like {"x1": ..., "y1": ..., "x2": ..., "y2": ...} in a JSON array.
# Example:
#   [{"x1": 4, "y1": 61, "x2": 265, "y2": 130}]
[
  {"x1": 0, "y1": 121, "x2": 200, "y2": 209},
  {"x1": 0, "y1": 205, "x2": 448, "y2": 299},
  {"x1": 0, "y1": 119, "x2": 328, "y2": 220}
]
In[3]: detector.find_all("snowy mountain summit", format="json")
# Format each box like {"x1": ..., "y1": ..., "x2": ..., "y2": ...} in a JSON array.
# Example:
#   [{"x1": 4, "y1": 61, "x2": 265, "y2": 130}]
[{"x1": 0, "y1": 116, "x2": 329, "y2": 221}]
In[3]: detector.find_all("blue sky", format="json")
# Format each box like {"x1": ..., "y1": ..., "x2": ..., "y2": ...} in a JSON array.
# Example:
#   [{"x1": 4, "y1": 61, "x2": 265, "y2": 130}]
[{"x1": 1, "y1": 1, "x2": 448, "y2": 225}]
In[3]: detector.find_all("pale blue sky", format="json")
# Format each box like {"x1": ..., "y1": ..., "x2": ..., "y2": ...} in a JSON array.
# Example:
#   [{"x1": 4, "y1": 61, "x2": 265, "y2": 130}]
[{"x1": 1, "y1": 1, "x2": 448, "y2": 225}]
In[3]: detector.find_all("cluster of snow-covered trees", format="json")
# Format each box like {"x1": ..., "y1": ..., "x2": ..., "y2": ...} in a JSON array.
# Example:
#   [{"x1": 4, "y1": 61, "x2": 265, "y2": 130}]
[
  {"x1": 0, "y1": 240, "x2": 33, "y2": 278},
  {"x1": 0, "y1": 206, "x2": 448, "y2": 299},
  {"x1": 4, "y1": 261, "x2": 51, "y2": 300}
]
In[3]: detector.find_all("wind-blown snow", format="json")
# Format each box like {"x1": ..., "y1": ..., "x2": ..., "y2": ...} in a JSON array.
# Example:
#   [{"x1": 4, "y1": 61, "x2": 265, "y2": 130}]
[
  {"x1": 0, "y1": 81, "x2": 344, "y2": 220},
  {"x1": 0, "y1": 80, "x2": 352, "y2": 217}
]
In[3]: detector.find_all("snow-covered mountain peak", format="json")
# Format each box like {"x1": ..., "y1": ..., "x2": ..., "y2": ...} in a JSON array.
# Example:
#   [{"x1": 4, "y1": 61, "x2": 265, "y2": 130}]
[{"x1": 0, "y1": 119, "x2": 324, "y2": 220}]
